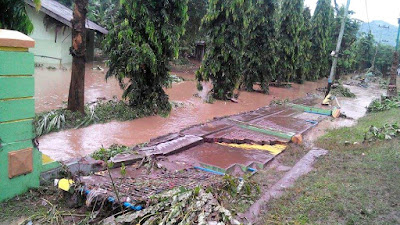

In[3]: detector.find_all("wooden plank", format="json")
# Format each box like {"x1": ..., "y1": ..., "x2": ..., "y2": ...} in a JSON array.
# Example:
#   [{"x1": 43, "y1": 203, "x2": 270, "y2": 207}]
[
  {"x1": 0, "y1": 98, "x2": 35, "y2": 122},
  {"x1": 0, "y1": 29, "x2": 35, "y2": 48},
  {"x1": 0, "y1": 119, "x2": 34, "y2": 143},
  {"x1": 0, "y1": 51, "x2": 34, "y2": 75},
  {"x1": 287, "y1": 103, "x2": 332, "y2": 116},
  {"x1": 0, "y1": 76, "x2": 34, "y2": 99}
]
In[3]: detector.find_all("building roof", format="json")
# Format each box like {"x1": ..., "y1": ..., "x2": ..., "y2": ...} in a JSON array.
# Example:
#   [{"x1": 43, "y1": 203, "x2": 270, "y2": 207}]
[{"x1": 25, "y1": 0, "x2": 108, "y2": 34}]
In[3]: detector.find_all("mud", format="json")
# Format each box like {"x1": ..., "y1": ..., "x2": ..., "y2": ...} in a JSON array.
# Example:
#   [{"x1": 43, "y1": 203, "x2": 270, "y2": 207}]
[
  {"x1": 303, "y1": 83, "x2": 385, "y2": 147},
  {"x1": 164, "y1": 143, "x2": 275, "y2": 170},
  {"x1": 38, "y1": 64, "x2": 327, "y2": 161},
  {"x1": 243, "y1": 148, "x2": 329, "y2": 223}
]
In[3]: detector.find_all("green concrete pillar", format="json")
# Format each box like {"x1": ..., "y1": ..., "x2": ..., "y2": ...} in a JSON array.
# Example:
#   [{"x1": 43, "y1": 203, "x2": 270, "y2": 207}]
[{"x1": 0, "y1": 29, "x2": 41, "y2": 202}]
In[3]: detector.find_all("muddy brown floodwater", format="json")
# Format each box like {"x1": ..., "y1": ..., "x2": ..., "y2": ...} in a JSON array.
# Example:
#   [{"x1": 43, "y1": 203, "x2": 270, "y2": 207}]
[
  {"x1": 34, "y1": 63, "x2": 123, "y2": 112},
  {"x1": 36, "y1": 63, "x2": 327, "y2": 161}
]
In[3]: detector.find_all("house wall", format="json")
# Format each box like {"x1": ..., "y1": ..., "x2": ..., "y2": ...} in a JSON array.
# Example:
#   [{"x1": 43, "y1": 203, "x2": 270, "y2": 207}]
[{"x1": 26, "y1": 6, "x2": 73, "y2": 64}]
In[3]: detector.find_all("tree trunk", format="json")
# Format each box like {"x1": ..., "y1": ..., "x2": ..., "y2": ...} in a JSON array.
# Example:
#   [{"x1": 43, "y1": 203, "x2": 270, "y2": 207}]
[
  {"x1": 387, "y1": 51, "x2": 398, "y2": 97},
  {"x1": 67, "y1": 0, "x2": 88, "y2": 114}
]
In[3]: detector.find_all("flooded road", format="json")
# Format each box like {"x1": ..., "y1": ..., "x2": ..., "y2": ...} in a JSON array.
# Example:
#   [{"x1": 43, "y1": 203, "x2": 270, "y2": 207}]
[
  {"x1": 34, "y1": 63, "x2": 123, "y2": 112},
  {"x1": 36, "y1": 63, "x2": 328, "y2": 161},
  {"x1": 303, "y1": 83, "x2": 385, "y2": 147}
]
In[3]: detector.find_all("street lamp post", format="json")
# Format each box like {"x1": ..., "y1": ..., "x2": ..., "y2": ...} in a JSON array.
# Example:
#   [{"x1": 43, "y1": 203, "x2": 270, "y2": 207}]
[{"x1": 387, "y1": 17, "x2": 400, "y2": 97}]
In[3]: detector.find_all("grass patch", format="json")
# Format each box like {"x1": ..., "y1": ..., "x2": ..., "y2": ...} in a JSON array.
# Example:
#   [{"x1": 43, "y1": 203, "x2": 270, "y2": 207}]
[
  {"x1": 261, "y1": 108, "x2": 400, "y2": 224},
  {"x1": 34, "y1": 100, "x2": 155, "y2": 137},
  {"x1": 91, "y1": 144, "x2": 133, "y2": 161}
]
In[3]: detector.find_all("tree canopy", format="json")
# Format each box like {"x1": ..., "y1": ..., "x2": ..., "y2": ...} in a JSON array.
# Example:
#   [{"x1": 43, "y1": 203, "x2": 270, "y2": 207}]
[
  {"x1": 0, "y1": 0, "x2": 40, "y2": 34},
  {"x1": 277, "y1": 0, "x2": 305, "y2": 83},
  {"x1": 104, "y1": 0, "x2": 188, "y2": 113},
  {"x1": 196, "y1": 0, "x2": 247, "y2": 100},
  {"x1": 242, "y1": 0, "x2": 279, "y2": 93},
  {"x1": 310, "y1": 0, "x2": 334, "y2": 80}
]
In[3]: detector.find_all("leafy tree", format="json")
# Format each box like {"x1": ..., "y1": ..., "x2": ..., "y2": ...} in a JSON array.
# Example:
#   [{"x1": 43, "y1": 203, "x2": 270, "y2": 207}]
[
  {"x1": 333, "y1": 8, "x2": 360, "y2": 76},
  {"x1": 310, "y1": 0, "x2": 334, "y2": 80},
  {"x1": 179, "y1": 0, "x2": 208, "y2": 55},
  {"x1": 104, "y1": 0, "x2": 188, "y2": 114},
  {"x1": 87, "y1": 0, "x2": 119, "y2": 29},
  {"x1": 242, "y1": 0, "x2": 279, "y2": 93},
  {"x1": 355, "y1": 32, "x2": 375, "y2": 70},
  {"x1": 196, "y1": 0, "x2": 247, "y2": 100},
  {"x1": 375, "y1": 44, "x2": 395, "y2": 75},
  {"x1": 276, "y1": 0, "x2": 305, "y2": 83},
  {"x1": 0, "y1": 0, "x2": 40, "y2": 34},
  {"x1": 300, "y1": 7, "x2": 313, "y2": 81}
]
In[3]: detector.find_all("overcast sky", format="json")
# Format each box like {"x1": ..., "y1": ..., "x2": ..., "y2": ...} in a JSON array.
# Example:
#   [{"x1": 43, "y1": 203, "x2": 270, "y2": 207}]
[{"x1": 304, "y1": 0, "x2": 400, "y2": 26}]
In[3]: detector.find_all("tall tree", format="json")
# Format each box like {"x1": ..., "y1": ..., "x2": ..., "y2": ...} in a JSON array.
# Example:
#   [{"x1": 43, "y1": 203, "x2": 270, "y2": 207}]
[
  {"x1": 277, "y1": 0, "x2": 305, "y2": 83},
  {"x1": 355, "y1": 32, "x2": 375, "y2": 70},
  {"x1": 104, "y1": 0, "x2": 188, "y2": 113},
  {"x1": 67, "y1": 0, "x2": 88, "y2": 113},
  {"x1": 242, "y1": 0, "x2": 279, "y2": 93},
  {"x1": 310, "y1": 0, "x2": 334, "y2": 79},
  {"x1": 300, "y1": 7, "x2": 313, "y2": 81},
  {"x1": 196, "y1": 0, "x2": 247, "y2": 100},
  {"x1": 0, "y1": 0, "x2": 40, "y2": 34}
]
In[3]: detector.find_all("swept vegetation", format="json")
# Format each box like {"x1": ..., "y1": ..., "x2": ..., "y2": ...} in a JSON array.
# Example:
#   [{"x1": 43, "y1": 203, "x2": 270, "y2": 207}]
[{"x1": 34, "y1": 100, "x2": 152, "y2": 137}]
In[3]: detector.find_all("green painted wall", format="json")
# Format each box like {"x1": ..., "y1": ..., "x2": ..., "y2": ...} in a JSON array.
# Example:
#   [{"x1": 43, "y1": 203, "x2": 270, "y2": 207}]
[
  {"x1": 0, "y1": 39, "x2": 42, "y2": 201},
  {"x1": 0, "y1": 141, "x2": 42, "y2": 202},
  {"x1": 0, "y1": 51, "x2": 34, "y2": 75},
  {"x1": 0, "y1": 76, "x2": 34, "y2": 99},
  {"x1": 0, "y1": 99, "x2": 35, "y2": 122}
]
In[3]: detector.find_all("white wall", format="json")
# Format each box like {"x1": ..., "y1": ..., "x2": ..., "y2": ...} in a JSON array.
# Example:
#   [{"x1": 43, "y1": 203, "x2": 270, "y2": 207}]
[{"x1": 26, "y1": 6, "x2": 73, "y2": 65}]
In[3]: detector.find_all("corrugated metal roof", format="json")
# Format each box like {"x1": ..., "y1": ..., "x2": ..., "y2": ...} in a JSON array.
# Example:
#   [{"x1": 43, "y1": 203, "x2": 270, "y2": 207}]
[{"x1": 25, "y1": 0, "x2": 108, "y2": 34}]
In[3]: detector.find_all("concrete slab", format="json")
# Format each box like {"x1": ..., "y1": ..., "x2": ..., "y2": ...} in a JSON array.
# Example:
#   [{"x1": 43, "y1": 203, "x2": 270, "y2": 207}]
[
  {"x1": 165, "y1": 143, "x2": 276, "y2": 171},
  {"x1": 247, "y1": 116, "x2": 314, "y2": 134},
  {"x1": 181, "y1": 119, "x2": 233, "y2": 137},
  {"x1": 205, "y1": 126, "x2": 290, "y2": 145},
  {"x1": 139, "y1": 135, "x2": 203, "y2": 156}
]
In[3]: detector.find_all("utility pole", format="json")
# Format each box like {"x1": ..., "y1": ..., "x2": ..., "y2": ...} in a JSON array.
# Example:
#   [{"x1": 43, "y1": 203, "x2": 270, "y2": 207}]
[
  {"x1": 387, "y1": 17, "x2": 400, "y2": 97},
  {"x1": 325, "y1": 0, "x2": 351, "y2": 97}
]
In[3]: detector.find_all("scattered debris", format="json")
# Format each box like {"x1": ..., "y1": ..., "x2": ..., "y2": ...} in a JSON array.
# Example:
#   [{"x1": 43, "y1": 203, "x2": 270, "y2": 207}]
[
  {"x1": 364, "y1": 123, "x2": 400, "y2": 142},
  {"x1": 92, "y1": 65, "x2": 104, "y2": 71},
  {"x1": 367, "y1": 96, "x2": 400, "y2": 112},
  {"x1": 91, "y1": 145, "x2": 133, "y2": 161},
  {"x1": 331, "y1": 84, "x2": 356, "y2": 98},
  {"x1": 34, "y1": 63, "x2": 44, "y2": 68},
  {"x1": 46, "y1": 66, "x2": 57, "y2": 70}
]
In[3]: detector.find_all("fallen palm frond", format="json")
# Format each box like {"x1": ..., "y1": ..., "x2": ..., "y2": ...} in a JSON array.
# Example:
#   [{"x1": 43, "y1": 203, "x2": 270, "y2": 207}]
[
  {"x1": 34, "y1": 100, "x2": 153, "y2": 137},
  {"x1": 111, "y1": 187, "x2": 240, "y2": 225},
  {"x1": 35, "y1": 111, "x2": 66, "y2": 137}
]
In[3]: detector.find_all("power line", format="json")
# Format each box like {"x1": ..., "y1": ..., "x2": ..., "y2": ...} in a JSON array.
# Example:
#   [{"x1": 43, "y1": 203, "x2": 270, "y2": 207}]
[{"x1": 364, "y1": 0, "x2": 371, "y2": 32}]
